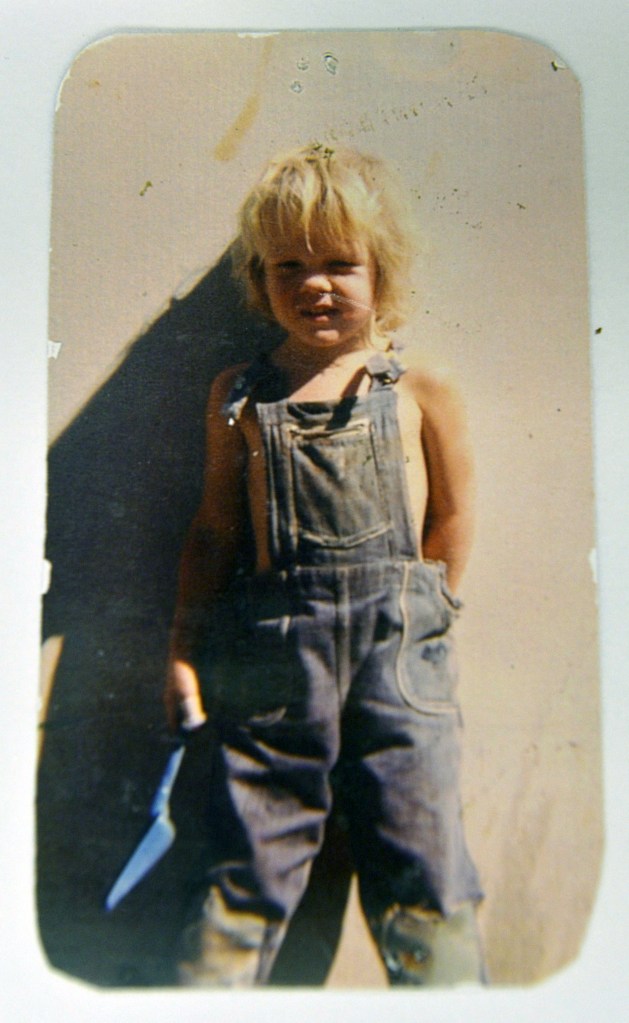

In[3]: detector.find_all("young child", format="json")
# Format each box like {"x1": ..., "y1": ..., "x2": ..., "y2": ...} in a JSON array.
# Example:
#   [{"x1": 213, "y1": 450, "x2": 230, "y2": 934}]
[{"x1": 165, "y1": 144, "x2": 484, "y2": 987}]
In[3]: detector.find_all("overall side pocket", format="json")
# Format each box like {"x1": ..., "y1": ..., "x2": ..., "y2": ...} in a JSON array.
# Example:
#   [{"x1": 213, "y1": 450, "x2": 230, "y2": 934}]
[
  {"x1": 395, "y1": 562, "x2": 461, "y2": 715},
  {"x1": 234, "y1": 581, "x2": 294, "y2": 726}
]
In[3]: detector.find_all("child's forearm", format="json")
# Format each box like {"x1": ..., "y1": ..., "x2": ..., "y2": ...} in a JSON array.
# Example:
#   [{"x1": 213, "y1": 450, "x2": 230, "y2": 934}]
[
  {"x1": 422, "y1": 511, "x2": 474, "y2": 593},
  {"x1": 166, "y1": 522, "x2": 239, "y2": 730}
]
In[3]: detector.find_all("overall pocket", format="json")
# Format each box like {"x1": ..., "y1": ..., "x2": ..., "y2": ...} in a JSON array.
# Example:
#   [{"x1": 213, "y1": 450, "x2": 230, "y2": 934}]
[
  {"x1": 395, "y1": 562, "x2": 461, "y2": 715},
  {"x1": 286, "y1": 418, "x2": 391, "y2": 550},
  {"x1": 202, "y1": 583, "x2": 293, "y2": 726}
]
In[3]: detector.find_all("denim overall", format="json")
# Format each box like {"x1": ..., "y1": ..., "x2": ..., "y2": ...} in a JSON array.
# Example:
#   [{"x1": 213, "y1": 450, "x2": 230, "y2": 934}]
[{"x1": 178, "y1": 353, "x2": 484, "y2": 987}]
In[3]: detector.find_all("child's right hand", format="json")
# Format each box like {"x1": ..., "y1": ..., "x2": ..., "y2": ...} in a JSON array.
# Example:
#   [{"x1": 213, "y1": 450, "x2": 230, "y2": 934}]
[{"x1": 164, "y1": 658, "x2": 208, "y2": 733}]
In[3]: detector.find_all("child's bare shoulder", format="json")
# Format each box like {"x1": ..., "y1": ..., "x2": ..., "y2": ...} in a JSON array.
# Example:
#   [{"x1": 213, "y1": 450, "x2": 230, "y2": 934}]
[{"x1": 401, "y1": 360, "x2": 466, "y2": 418}]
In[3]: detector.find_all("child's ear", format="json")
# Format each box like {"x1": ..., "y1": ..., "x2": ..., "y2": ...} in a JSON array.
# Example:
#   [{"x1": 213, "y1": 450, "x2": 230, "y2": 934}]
[
  {"x1": 252, "y1": 258, "x2": 267, "y2": 295},
  {"x1": 251, "y1": 254, "x2": 265, "y2": 281},
  {"x1": 373, "y1": 261, "x2": 384, "y2": 303},
  {"x1": 249, "y1": 258, "x2": 273, "y2": 319}
]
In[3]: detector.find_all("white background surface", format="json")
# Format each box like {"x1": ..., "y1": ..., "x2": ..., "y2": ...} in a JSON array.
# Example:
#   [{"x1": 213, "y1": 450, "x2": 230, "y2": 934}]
[{"x1": 1, "y1": 2, "x2": 627, "y2": 1021}]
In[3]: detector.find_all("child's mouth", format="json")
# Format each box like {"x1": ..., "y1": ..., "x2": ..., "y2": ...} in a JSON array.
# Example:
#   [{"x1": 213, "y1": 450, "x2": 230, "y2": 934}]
[{"x1": 301, "y1": 307, "x2": 338, "y2": 321}]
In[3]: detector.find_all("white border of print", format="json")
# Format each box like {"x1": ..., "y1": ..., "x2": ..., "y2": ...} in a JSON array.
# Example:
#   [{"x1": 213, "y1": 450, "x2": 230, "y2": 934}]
[{"x1": 1, "y1": 2, "x2": 627, "y2": 1021}]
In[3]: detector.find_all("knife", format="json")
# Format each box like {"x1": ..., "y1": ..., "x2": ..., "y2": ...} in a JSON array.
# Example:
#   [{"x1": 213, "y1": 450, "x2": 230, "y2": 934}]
[
  {"x1": 105, "y1": 741, "x2": 187, "y2": 911},
  {"x1": 105, "y1": 686, "x2": 209, "y2": 913}
]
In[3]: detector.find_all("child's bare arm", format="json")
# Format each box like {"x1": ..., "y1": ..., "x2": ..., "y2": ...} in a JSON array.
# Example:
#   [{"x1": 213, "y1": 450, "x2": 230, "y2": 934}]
[
  {"x1": 165, "y1": 367, "x2": 248, "y2": 730},
  {"x1": 416, "y1": 370, "x2": 476, "y2": 593}
]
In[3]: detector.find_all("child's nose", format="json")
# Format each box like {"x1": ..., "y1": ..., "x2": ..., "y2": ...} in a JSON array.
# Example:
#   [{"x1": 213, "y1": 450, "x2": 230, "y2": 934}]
[{"x1": 302, "y1": 270, "x2": 332, "y2": 292}]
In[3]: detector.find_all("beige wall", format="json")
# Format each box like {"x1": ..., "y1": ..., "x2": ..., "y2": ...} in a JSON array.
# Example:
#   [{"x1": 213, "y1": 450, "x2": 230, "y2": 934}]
[{"x1": 46, "y1": 30, "x2": 600, "y2": 985}]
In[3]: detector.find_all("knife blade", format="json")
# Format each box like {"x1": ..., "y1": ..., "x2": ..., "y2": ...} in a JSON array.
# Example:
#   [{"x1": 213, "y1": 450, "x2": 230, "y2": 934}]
[{"x1": 105, "y1": 743, "x2": 186, "y2": 911}]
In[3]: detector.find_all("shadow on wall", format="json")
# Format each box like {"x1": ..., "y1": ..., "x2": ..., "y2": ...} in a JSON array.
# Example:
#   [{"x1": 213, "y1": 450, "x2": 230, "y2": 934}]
[{"x1": 37, "y1": 251, "x2": 352, "y2": 987}]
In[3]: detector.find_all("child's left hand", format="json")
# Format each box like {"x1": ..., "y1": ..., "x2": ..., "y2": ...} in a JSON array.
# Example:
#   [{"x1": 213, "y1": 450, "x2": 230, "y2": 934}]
[{"x1": 164, "y1": 658, "x2": 208, "y2": 733}]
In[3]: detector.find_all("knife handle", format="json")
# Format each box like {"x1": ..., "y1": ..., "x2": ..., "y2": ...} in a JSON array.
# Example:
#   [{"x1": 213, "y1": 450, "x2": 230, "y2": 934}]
[{"x1": 179, "y1": 695, "x2": 208, "y2": 731}]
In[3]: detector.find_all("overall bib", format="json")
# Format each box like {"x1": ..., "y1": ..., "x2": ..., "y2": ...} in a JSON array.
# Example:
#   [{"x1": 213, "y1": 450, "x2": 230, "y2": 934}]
[{"x1": 178, "y1": 353, "x2": 484, "y2": 986}]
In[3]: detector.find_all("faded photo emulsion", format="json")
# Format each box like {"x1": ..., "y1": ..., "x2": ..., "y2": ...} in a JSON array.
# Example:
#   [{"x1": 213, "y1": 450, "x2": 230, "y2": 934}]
[{"x1": 39, "y1": 30, "x2": 601, "y2": 989}]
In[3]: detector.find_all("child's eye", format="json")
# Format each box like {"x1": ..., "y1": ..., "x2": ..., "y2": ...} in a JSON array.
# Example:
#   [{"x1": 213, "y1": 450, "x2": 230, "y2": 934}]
[
  {"x1": 329, "y1": 260, "x2": 357, "y2": 271},
  {"x1": 275, "y1": 261, "x2": 301, "y2": 271}
]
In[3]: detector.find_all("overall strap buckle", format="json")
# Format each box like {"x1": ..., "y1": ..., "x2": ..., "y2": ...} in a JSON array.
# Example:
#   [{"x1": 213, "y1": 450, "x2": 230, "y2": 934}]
[
  {"x1": 365, "y1": 352, "x2": 406, "y2": 389},
  {"x1": 221, "y1": 355, "x2": 273, "y2": 424}
]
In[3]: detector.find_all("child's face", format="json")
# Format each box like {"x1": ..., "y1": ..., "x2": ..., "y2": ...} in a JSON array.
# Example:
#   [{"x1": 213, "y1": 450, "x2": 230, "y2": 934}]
[{"x1": 263, "y1": 230, "x2": 377, "y2": 351}]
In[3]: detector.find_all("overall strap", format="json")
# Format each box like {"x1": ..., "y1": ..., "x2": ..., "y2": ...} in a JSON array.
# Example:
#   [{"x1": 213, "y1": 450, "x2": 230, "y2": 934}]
[
  {"x1": 365, "y1": 352, "x2": 406, "y2": 390},
  {"x1": 222, "y1": 351, "x2": 406, "y2": 422},
  {"x1": 221, "y1": 354, "x2": 274, "y2": 425}
]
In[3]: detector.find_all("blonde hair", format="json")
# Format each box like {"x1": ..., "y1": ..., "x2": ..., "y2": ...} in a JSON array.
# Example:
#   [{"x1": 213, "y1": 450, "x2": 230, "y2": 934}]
[{"x1": 232, "y1": 144, "x2": 418, "y2": 340}]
